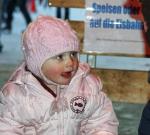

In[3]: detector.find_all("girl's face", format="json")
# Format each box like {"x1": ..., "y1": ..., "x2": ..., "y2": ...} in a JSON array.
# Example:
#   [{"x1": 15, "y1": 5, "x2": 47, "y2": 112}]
[{"x1": 41, "y1": 51, "x2": 79, "y2": 85}]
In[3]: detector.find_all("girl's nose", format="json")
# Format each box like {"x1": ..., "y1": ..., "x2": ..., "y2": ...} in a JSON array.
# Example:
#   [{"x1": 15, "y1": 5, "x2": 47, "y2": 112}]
[{"x1": 65, "y1": 56, "x2": 74, "y2": 67}]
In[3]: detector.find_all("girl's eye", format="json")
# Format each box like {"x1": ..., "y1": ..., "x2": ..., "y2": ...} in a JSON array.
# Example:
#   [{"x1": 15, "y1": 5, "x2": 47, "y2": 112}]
[
  {"x1": 70, "y1": 52, "x2": 78, "y2": 58},
  {"x1": 56, "y1": 55, "x2": 63, "y2": 60}
]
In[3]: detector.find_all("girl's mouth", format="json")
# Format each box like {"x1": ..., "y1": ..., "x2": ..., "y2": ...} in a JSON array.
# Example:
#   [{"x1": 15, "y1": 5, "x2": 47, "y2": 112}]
[{"x1": 61, "y1": 71, "x2": 72, "y2": 78}]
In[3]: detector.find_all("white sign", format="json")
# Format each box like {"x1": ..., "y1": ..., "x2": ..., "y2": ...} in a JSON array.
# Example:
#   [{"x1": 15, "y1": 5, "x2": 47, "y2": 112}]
[{"x1": 84, "y1": 0, "x2": 146, "y2": 55}]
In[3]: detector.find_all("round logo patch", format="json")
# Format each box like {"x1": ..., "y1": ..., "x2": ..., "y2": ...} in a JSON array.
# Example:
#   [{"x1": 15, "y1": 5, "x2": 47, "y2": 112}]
[{"x1": 70, "y1": 96, "x2": 87, "y2": 114}]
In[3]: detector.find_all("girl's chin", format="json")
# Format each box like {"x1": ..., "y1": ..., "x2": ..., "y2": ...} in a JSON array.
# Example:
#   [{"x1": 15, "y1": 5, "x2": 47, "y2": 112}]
[
  {"x1": 54, "y1": 77, "x2": 71, "y2": 85},
  {"x1": 61, "y1": 79, "x2": 71, "y2": 85}
]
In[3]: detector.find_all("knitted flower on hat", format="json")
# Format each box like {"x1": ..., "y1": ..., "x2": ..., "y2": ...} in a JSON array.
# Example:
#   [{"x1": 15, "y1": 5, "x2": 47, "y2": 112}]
[{"x1": 22, "y1": 16, "x2": 79, "y2": 79}]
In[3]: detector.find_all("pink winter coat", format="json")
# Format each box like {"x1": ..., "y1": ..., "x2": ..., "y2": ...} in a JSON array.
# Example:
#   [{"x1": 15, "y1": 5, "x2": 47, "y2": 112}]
[{"x1": 0, "y1": 62, "x2": 118, "y2": 135}]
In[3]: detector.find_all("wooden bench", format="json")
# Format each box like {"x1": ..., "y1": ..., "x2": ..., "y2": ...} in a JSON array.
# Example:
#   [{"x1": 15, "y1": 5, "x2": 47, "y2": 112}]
[{"x1": 49, "y1": 0, "x2": 150, "y2": 103}]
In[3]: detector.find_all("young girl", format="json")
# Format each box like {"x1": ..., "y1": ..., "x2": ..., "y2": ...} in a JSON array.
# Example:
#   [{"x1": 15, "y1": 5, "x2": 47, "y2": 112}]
[{"x1": 0, "y1": 16, "x2": 118, "y2": 135}]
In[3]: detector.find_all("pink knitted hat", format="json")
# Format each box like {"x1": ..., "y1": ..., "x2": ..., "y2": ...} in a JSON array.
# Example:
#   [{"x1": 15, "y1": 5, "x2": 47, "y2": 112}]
[{"x1": 22, "y1": 16, "x2": 79, "y2": 79}]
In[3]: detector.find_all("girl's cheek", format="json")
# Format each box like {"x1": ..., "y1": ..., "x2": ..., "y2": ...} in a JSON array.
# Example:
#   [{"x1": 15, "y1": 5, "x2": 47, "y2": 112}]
[{"x1": 47, "y1": 67, "x2": 61, "y2": 76}]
